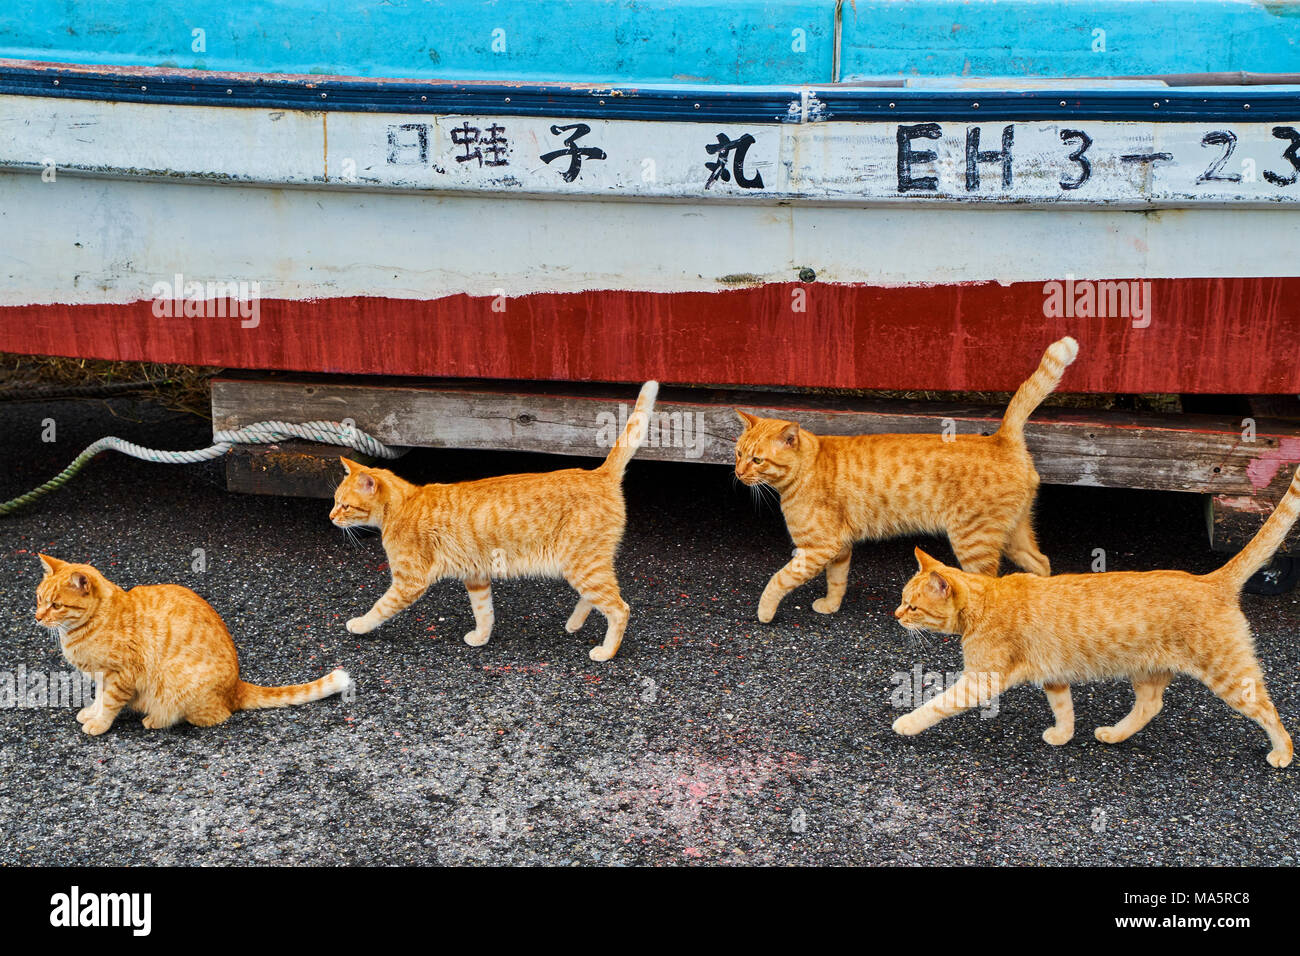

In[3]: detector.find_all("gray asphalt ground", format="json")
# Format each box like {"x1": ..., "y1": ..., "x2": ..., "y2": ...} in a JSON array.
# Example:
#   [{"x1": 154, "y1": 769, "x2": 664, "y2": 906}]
[{"x1": 1, "y1": 396, "x2": 1297, "y2": 866}]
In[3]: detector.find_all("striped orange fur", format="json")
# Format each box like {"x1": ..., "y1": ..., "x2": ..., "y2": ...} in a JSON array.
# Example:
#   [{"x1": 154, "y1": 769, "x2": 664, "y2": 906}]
[
  {"x1": 330, "y1": 381, "x2": 658, "y2": 661},
  {"x1": 892, "y1": 467, "x2": 1300, "y2": 767},
  {"x1": 735, "y1": 337, "x2": 1077, "y2": 623},
  {"x1": 33, "y1": 556, "x2": 349, "y2": 735}
]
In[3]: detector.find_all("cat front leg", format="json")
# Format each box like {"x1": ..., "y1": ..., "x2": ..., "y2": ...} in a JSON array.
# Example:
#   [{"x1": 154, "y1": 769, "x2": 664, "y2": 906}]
[
  {"x1": 757, "y1": 545, "x2": 841, "y2": 623},
  {"x1": 80, "y1": 672, "x2": 134, "y2": 736},
  {"x1": 347, "y1": 566, "x2": 429, "y2": 634},
  {"x1": 813, "y1": 546, "x2": 852, "y2": 614},
  {"x1": 462, "y1": 576, "x2": 495, "y2": 647},
  {"x1": 893, "y1": 671, "x2": 1002, "y2": 736},
  {"x1": 1041, "y1": 683, "x2": 1075, "y2": 745}
]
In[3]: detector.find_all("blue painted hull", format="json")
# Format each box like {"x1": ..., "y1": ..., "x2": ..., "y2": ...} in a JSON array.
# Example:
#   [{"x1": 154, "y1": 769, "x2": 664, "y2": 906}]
[{"x1": 1, "y1": 0, "x2": 1298, "y2": 85}]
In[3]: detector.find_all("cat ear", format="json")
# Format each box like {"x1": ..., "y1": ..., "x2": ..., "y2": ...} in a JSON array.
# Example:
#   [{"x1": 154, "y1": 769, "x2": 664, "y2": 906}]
[
  {"x1": 37, "y1": 553, "x2": 63, "y2": 576},
  {"x1": 67, "y1": 572, "x2": 91, "y2": 594},
  {"x1": 735, "y1": 409, "x2": 759, "y2": 429},
  {"x1": 926, "y1": 571, "x2": 952, "y2": 598},
  {"x1": 356, "y1": 472, "x2": 378, "y2": 494},
  {"x1": 914, "y1": 547, "x2": 935, "y2": 569},
  {"x1": 778, "y1": 423, "x2": 799, "y2": 446},
  {"x1": 340, "y1": 457, "x2": 359, "y2": 474}
]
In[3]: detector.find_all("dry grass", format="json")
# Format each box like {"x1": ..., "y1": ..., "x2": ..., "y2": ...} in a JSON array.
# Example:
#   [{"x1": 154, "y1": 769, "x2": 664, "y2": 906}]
[{"x1": 0, "y1": 353, "x2": 217, "y2": 418}]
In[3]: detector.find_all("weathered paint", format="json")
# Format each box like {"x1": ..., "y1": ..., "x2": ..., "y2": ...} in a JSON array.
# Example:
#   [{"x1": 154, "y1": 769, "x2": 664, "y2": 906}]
[
  {"x1": 3, "y1": 278, "x2": 1299, "y2": 393},
  {"x1": 5, "y1": 95, "x2": 1299, "y2": 206},
  {"x1": 838, "y1": 1, "x2": 1300, "y2": 82},
  {"x1": 0, "y1": 0, "x2": 834, "y2": 85},
  {"x1": 2, "y1": 171, "x2": 1297, "y2": 311},
  {"x1": 2, "y1": 1, "x2": 1299, "y2": 84}
]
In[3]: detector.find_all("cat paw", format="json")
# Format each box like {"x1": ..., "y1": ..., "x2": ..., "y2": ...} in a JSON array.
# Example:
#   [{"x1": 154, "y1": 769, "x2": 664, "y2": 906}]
[
  {"x1": 589, "y1": 645, "x2": 618, "y2": 662},
  {"x1": 1267, "y1": 747, "x2": 1293, "y2": 768},
  {"x1": 141, "y1": 714, "x2": 170, "y2": 730},
  {"x1": 463, "y1": 630, "x2": 490, "y2": 647},
  {"x1": 812, "y1": 597, "x2": 841, "y2": 615},
  {"x1": 346, "y1": 616, "x2": 375, "y2": 635},
  {"x1": 756, "y1": 603, "x2": 777, "y2": 624},
  {"x1": 1042, "y1": 726, "x2": 1074, "y2": 746},
  {"x1": 75, "y1": 706, "x2": 96, "y2": 723},
  {"x1": 1093, "y1": 726, "x2": 1124, "y2": 744},
  {"x1": 81, "y1": 717, "x2": 113, "y2": 736},
  {"x1": 892, "y1": 714, "x2": 923, "y2": 736}
]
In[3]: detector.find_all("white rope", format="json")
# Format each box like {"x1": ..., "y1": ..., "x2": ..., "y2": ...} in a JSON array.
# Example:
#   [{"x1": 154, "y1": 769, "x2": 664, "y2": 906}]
[{"x1": 1, "y1": 420, "x2": 401, "y2": 515}]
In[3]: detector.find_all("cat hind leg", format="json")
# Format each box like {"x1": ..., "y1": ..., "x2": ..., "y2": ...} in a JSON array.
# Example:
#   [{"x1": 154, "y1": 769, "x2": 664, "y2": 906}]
[
  {"x1": 1004, "y1": 512, "x2": 1051, "y2": 577},
  {"x1": 950, "y1": 522, "x2": 1003, "y2": 577},
  {"x1": 181, "y1": 701, "x2": 232, "y2": 728},
  {"x1": 1204, "y1": 663, "x2": 1293, "y2": 768},
  {"x1": 565, "y1": 563, "x2": 629, "y2": 662},
  {"x1": 565, "y1": 598, "x2": 593, "y2": 633},
  {"x1": 1095, "y1": 672, "x2": 1172, "y2": 745}
]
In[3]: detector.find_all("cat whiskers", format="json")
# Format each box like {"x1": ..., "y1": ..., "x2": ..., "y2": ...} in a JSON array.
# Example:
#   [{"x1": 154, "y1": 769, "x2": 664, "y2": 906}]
[{"x1": 899, "y1": 621, "x2": 934, "y2": 652}]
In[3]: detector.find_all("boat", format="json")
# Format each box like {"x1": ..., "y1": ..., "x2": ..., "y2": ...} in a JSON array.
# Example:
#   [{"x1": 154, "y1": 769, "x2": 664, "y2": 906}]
[{"x1": 1, "y1": 0, "x2": 1298, "y2": 547}]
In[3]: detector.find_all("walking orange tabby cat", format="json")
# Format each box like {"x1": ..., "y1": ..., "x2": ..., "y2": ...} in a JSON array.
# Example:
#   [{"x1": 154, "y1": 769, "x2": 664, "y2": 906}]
[
  {"x1": 734, "y1": 337, "x2": 1077, "y2": 623},
  {"x1": 330, "y1": 381, "x2": 658, "y2": 661},
  {"x1": 34, "y1": 556, "x2": 349, "y2": 735},
  {"x1": 892, "y1": 466, "x2": 1300, "y2": 767}
]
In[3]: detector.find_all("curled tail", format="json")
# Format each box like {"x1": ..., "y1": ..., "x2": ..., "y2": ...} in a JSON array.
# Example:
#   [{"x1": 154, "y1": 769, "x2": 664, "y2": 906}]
[
  {"x1": 599, "y1": 380, "x2": 659, "y2": 477},
  {"x1": 997, "y1": 337, "x2": 1079, "y2": 440},
  {"x1": 234, "y1": 668, "x2": 350, "y2": 711},
  {"x1": 1212, "y1": 468, "x2": 1300, "y2": 591}
]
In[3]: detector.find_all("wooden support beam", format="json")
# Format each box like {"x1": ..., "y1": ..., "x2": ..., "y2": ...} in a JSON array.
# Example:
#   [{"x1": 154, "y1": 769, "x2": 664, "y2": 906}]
[
  {"x1": 225, "y1": 439, "x2": 382, "y2": 499},
  {"x1": 211, "y1": 374, "x2": 1300, "y2": 552}
]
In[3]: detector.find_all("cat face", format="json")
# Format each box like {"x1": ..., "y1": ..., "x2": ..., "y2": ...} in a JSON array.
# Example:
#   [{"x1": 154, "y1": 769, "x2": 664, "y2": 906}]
[
  {"x1": 331, "y1": 459, "x2": 382, "y2": 528},
  {"x1": 733, "y1": 411, "x2": 802, "y2": 486},
  {"x1": 34, "y1": 555, "x2": 100, "y2": 633},
  {"x1": 895, "y1": 548, "x2": 963, "y2": 634}
]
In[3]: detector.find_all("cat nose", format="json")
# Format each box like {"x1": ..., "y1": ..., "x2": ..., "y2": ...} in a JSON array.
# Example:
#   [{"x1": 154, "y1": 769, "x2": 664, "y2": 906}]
[{"x1": 893, "y1": 605, "x2": 905, "y2": 618}]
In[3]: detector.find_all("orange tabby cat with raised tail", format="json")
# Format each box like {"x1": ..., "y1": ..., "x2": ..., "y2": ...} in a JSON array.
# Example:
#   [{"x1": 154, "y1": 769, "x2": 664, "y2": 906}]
[
  {"x1": 331, "y1": 381, "x2": 658, "y2": 661},
  {"x1": 892, "y1": 466, "x2": 1300, "y2": 768},
  {"x1": 34, "y1": 556, "x2": 349, "y2": 735},
  {"x1": 735, "y1": 337, "x2": 1077, "y2": 623}
]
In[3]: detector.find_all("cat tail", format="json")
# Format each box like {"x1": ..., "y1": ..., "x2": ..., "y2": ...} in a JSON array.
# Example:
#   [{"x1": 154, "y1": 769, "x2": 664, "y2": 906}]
[
  {"x1": 996, "y1": 337, "x2": 1079, "y2": 441},
  {"x1": 234, "y1": 668, "x2": 351, "y2": 711},
  {"x1": 1211, "y1": 467, "x2": 1300, "y2": 591},
  {"x1": 599, "y1": 380, "x2": 660, "y2": 478}
]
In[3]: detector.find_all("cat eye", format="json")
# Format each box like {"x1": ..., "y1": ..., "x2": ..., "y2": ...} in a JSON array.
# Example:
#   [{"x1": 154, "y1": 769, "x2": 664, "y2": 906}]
[
  {"x1": 751, "y1": 456, "x2": 763, "y2": 464},
  {"x1": 49, "y1": 602, "x2": 61, "y2": 610}
]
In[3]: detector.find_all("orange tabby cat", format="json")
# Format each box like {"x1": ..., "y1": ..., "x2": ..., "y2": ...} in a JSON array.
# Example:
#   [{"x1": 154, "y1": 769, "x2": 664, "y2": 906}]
[
  {"x1": 34, "y1": 555, "x2": 349, "y2": 735},
  {"x1": 892, "y1": 467, "x2": 1300, "y2": 767},
  {"x1": 330, "y1": 381, "x2": 658, "y2": 661},
  {"x1": 735, "y1": 337, "x2": 1077, "y2": 623}
]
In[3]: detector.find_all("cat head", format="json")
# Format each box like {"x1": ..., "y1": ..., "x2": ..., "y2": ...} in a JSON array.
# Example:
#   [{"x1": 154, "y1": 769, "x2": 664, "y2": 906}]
[
  {"x1": 733, "y1": 411, "x2": 804, "y2": 487},
  {"x1": 34, "y1": 555, "x2": 106, "y2": 633},
  {"x1": 895, "y1": 548, "x2": 967, "y2": 635},
  {"x1": 330, "y1": 458, "x2": 388, "y2": 528}
]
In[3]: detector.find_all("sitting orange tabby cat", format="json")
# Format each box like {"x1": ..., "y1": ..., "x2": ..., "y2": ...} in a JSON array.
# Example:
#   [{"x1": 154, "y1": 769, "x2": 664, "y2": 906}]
[
  {"x1": 330, "y1": 381, "x2": 658, "y2": 661},
  {"x1": 735, "y1": 337, "x2": 1077, "y2": 623},
  {"x1": 34, "y1": 555, "x2": 349, "y2": 735},
  {"x1": 892, "y1": 467, "x2": 1300, "y2": 767}
]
